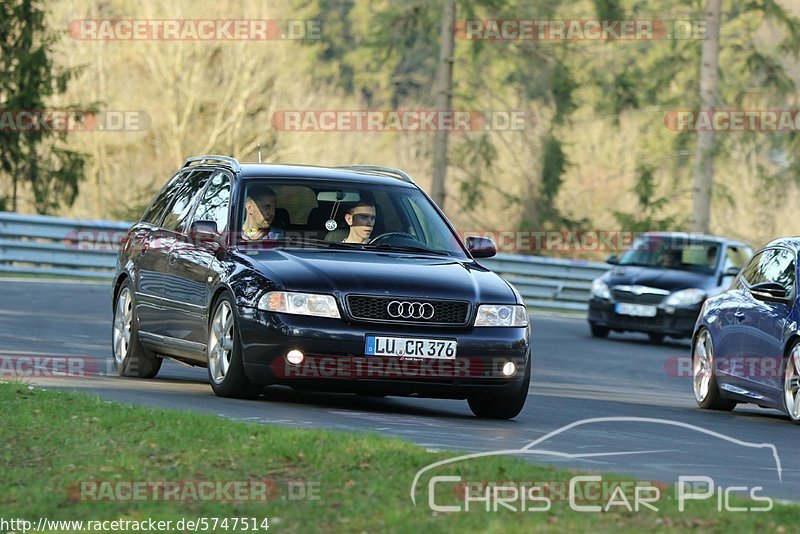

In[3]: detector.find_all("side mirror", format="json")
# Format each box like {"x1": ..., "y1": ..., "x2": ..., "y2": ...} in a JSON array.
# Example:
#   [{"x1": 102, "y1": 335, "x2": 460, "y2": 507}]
[
  {"x1": 750, "y1": 281, "x2": 789, "y2": 303},
  {"x1": 723, "y1": 266, "x2": 740, "y2": 277},
  {"x1": 466, "y1": 236, "x2": 496, "y2": 259},
  {"x1": 189, "y1": 220, "x2": 224, "y2": 250},
  {"x1": 606, "y1": 255, "x2": 619, "y2": 265}
]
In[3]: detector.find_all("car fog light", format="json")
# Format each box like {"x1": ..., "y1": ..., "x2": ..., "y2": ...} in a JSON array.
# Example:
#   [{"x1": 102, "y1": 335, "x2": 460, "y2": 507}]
[
  {"x1": 286, "y1": 350, "x2": 305, "y2": 365},
  {"x1": 502, "y1": 361, "x2": 516, "y2": 377}
]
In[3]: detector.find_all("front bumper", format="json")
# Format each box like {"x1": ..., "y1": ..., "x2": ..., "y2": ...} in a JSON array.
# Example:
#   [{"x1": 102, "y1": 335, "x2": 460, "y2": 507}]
[
  {"x1": 237, "y1": 306, "x2": 530, "y2": 399},
  {"x1": 587, "y1": 297, "x2": 700, "y2": 338}
]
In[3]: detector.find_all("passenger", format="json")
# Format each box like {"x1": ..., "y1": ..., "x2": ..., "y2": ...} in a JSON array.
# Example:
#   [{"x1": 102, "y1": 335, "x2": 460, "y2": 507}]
[
  {"x1": 661, "y1": 250, "x2": 681, "y2": 268},
  {"x1": 342, "y1": 201, "x2": 376, "y2": 243},
  {"x1": 242, "y1": 186, "x2": 285, "y2": 240},
  {"x1": 706, "y1": 246, "x2": 719, "y2": 269}
]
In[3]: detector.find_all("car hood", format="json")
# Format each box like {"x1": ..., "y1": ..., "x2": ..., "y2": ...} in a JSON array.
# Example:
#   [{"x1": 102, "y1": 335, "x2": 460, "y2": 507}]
[
  {"x1": 604, "y1": 265, "x2": 714, "y2": 292},
  {"x1": 240, "y1": 249, "x2": 517, "y2": 303}
]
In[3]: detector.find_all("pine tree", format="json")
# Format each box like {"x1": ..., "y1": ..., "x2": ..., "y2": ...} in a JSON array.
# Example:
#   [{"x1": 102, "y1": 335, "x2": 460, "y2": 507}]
[{"x1": 0, "y1": 0, "x2": 89, "y2": 213}]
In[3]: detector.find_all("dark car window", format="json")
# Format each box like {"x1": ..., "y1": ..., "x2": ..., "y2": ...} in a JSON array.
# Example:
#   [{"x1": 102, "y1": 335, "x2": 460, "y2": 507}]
[
  {"x1": 140, "y1": 171, "x2": 184, "y2": 226},
  {"x1": 161, "y1": 170, "x2": 212, "y2": 232},
  {"x1": 192, "y1": 171, "x2": 232, "y2": 232},
  {"x1": 742, "y1": 248, "x2": 795, "y2": 292}
]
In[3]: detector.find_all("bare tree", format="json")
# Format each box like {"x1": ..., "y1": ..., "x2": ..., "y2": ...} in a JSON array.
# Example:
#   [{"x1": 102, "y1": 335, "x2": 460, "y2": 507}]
[
  {"x1": 431, "y1": 0, "x2": 455, "y2": 211},
  {"x1": 691, "y1": 0, "x2": 721, "y2": 233}
]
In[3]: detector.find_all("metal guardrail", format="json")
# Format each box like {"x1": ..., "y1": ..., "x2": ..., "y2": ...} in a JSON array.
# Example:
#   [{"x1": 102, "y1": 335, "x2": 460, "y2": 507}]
[
  {"x1": 0, "y1": 212, "x2": 130, "y2": 279},
  {"x1": 0, "y1": 212, "x2": 609, "y2": 311},
  {"x1": 479, "y1": 255, "x2": 608, "y2": 313}
]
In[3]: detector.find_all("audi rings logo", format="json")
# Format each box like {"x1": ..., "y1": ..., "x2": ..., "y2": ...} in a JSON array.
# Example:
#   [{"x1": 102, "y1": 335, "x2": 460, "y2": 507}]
[{"x1": 387, "y1": 300, "x2": 435, "y2": 320}]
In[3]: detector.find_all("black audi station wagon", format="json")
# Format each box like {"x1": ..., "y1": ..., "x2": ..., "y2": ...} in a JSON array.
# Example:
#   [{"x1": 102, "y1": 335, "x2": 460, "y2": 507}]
[{"x1": 112, "y1": 156, "x2": 531, "y2": 419}]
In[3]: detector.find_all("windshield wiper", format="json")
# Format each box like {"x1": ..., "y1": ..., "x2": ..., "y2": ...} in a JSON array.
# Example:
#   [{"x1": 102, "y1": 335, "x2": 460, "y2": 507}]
[
  {"x1": 365, "y1": 243, "x2": 451, "y2": 256},
  {"x1": 239, "y1": 236, "x2": 364, "y2": 251},
  {"x1": 279, "y1": 236, "x2": 365, "y2": 250},
  {"x1": 618, "y1": 261, "x2": 654, "y2": 267}
]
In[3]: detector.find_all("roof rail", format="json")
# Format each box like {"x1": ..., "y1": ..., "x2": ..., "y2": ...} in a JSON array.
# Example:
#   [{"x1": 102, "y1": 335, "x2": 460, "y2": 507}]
[
  {"x1": 182, "y1": 155, "x2": 241, "y2": 173},
  {"x1": 336, "y1": 165, "x2": 416, "y2": 184}
]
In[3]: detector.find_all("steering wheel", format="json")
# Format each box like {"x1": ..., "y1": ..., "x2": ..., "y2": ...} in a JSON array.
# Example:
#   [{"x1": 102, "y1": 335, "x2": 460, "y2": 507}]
[{"x1": 368, "y1": 232, "x2": 417, "y2": 245}]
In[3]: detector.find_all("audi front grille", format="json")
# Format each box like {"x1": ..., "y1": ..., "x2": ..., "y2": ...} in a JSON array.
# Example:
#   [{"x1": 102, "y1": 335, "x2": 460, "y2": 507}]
[{"x1": 346, "y1": 295, "x2": 471, "y2": 326}]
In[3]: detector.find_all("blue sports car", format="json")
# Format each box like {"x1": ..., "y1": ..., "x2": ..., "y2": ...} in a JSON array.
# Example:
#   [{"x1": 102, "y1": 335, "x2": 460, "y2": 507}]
[{"x1": 692, "y1": 237, "x2": 800, "y2": 423}]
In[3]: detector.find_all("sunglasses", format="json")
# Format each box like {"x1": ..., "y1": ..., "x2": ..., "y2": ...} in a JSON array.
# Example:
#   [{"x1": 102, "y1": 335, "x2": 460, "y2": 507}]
[{"x1": 351, "y1": 213, "x2": 375, "y2": 225}]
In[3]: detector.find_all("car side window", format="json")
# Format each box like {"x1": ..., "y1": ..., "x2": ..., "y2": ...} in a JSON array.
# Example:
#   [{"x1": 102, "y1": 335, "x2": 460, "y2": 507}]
[
  {"x1": 402, "y1": 195, "x2": 452, "y2": 251},
  {"x1": 742, "y1": 248, "x2": 795, "y2": 292},
  {"x1": 740, "y1": 251, "x2": 768, "y2": 285},
  {"x1": 140, "y1": 172, "x2": 184, "y2": 226},
  {"x1": 161, "y1": 170, "x2": 212, "y2": 232},
  {"x1": 723, "y1": 246, "x2": 751, "y2": 272},
  {"x1": 192, "y1": 171, "x2": 231, "y2": 232},
  {"x1": 762, "y1": 249, "x2": 795, "y2": 292}
]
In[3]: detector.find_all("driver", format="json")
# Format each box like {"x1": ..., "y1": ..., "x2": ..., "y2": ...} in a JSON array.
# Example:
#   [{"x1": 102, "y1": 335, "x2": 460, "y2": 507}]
[
  {"x1": 342, "y1": 201, "x2": 376, "y2": 243},
  {"x1": 242, "y1": 185, "x2": 285, "y2": 241}
]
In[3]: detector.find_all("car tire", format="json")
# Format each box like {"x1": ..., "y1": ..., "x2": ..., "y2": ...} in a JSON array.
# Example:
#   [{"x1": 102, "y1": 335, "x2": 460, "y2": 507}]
[
  {"x1": 468, "y1": 354, "x2": 531, "y2": 420},
  {"x1": 782, "y1": 341, "x2": 800, "y2": 424},
  {"x1": 590, "y1": 324, "x2": 609, "y2": 338},
  {"x1": 648, "y1": 333, "x2": 665, "y2": 344},
  {"x1": 112, "y1": 280, "x2": 162, "y2": 378},
  {"x1": 207, "y1": 292, "x2": 260, "y2": 399},
  {"x1": 692, "y1": 328, "x2": 736, "y2": 411}
]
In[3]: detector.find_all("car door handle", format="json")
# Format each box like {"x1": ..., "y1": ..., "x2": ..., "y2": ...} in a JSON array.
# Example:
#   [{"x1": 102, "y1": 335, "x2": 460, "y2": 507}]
[{"x1": 168, "y1": 250, "x2": 179, "y2": 265}]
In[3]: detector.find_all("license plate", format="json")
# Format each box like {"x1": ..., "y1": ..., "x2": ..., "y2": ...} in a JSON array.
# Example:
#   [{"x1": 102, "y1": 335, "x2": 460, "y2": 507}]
[
  {"x1": 365, "y1": 335, "x2": 456, "y2": 359},
  {"x1": 615, "y1": 303, "x2": 658, "y2": 317}
]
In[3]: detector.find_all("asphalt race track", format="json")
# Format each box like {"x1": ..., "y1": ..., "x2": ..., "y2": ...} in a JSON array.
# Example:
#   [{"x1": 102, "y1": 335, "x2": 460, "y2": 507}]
[{"x1": 2, "y1": 279, "x2": 797, "y2": 502}]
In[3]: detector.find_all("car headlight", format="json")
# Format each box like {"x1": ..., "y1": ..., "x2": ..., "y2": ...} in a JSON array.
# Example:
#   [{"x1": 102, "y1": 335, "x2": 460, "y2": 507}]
[
  {"x1": 257, "y1": 291, "x2": 341, "y2": 318},
  {"x1": 474, "y1": 305, "x2": 529, "y2": 327},
  {"x1": 591, "y1": 279, "x2": 611, "y2": 300},
  {"x1": 664, "y1": 288, "x2": 706, "y2": 307}
]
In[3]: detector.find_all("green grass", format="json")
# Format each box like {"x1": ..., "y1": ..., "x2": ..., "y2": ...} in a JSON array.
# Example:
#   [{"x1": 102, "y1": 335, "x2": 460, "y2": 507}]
[{"x1": 1, "y1": 382, "x2": 796, "y2": 533}]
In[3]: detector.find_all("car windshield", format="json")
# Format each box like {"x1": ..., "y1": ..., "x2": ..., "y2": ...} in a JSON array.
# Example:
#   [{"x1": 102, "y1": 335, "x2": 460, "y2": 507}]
[
  {"x1": 235, "y1": 179, "x2": 467, "y2": 258},
  {"x1": 617, "y1": 235, "x2": 721, "y2": 274}
]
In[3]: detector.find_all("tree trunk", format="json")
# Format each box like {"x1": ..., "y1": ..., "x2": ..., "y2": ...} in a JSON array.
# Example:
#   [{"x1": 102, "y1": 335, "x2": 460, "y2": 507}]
[
  {"x1": 691, "y1": 0, "x2": 722, "y2": 233},
  {"x1": 431, "y1": 0, "x2": 456, "y2": 211}
]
